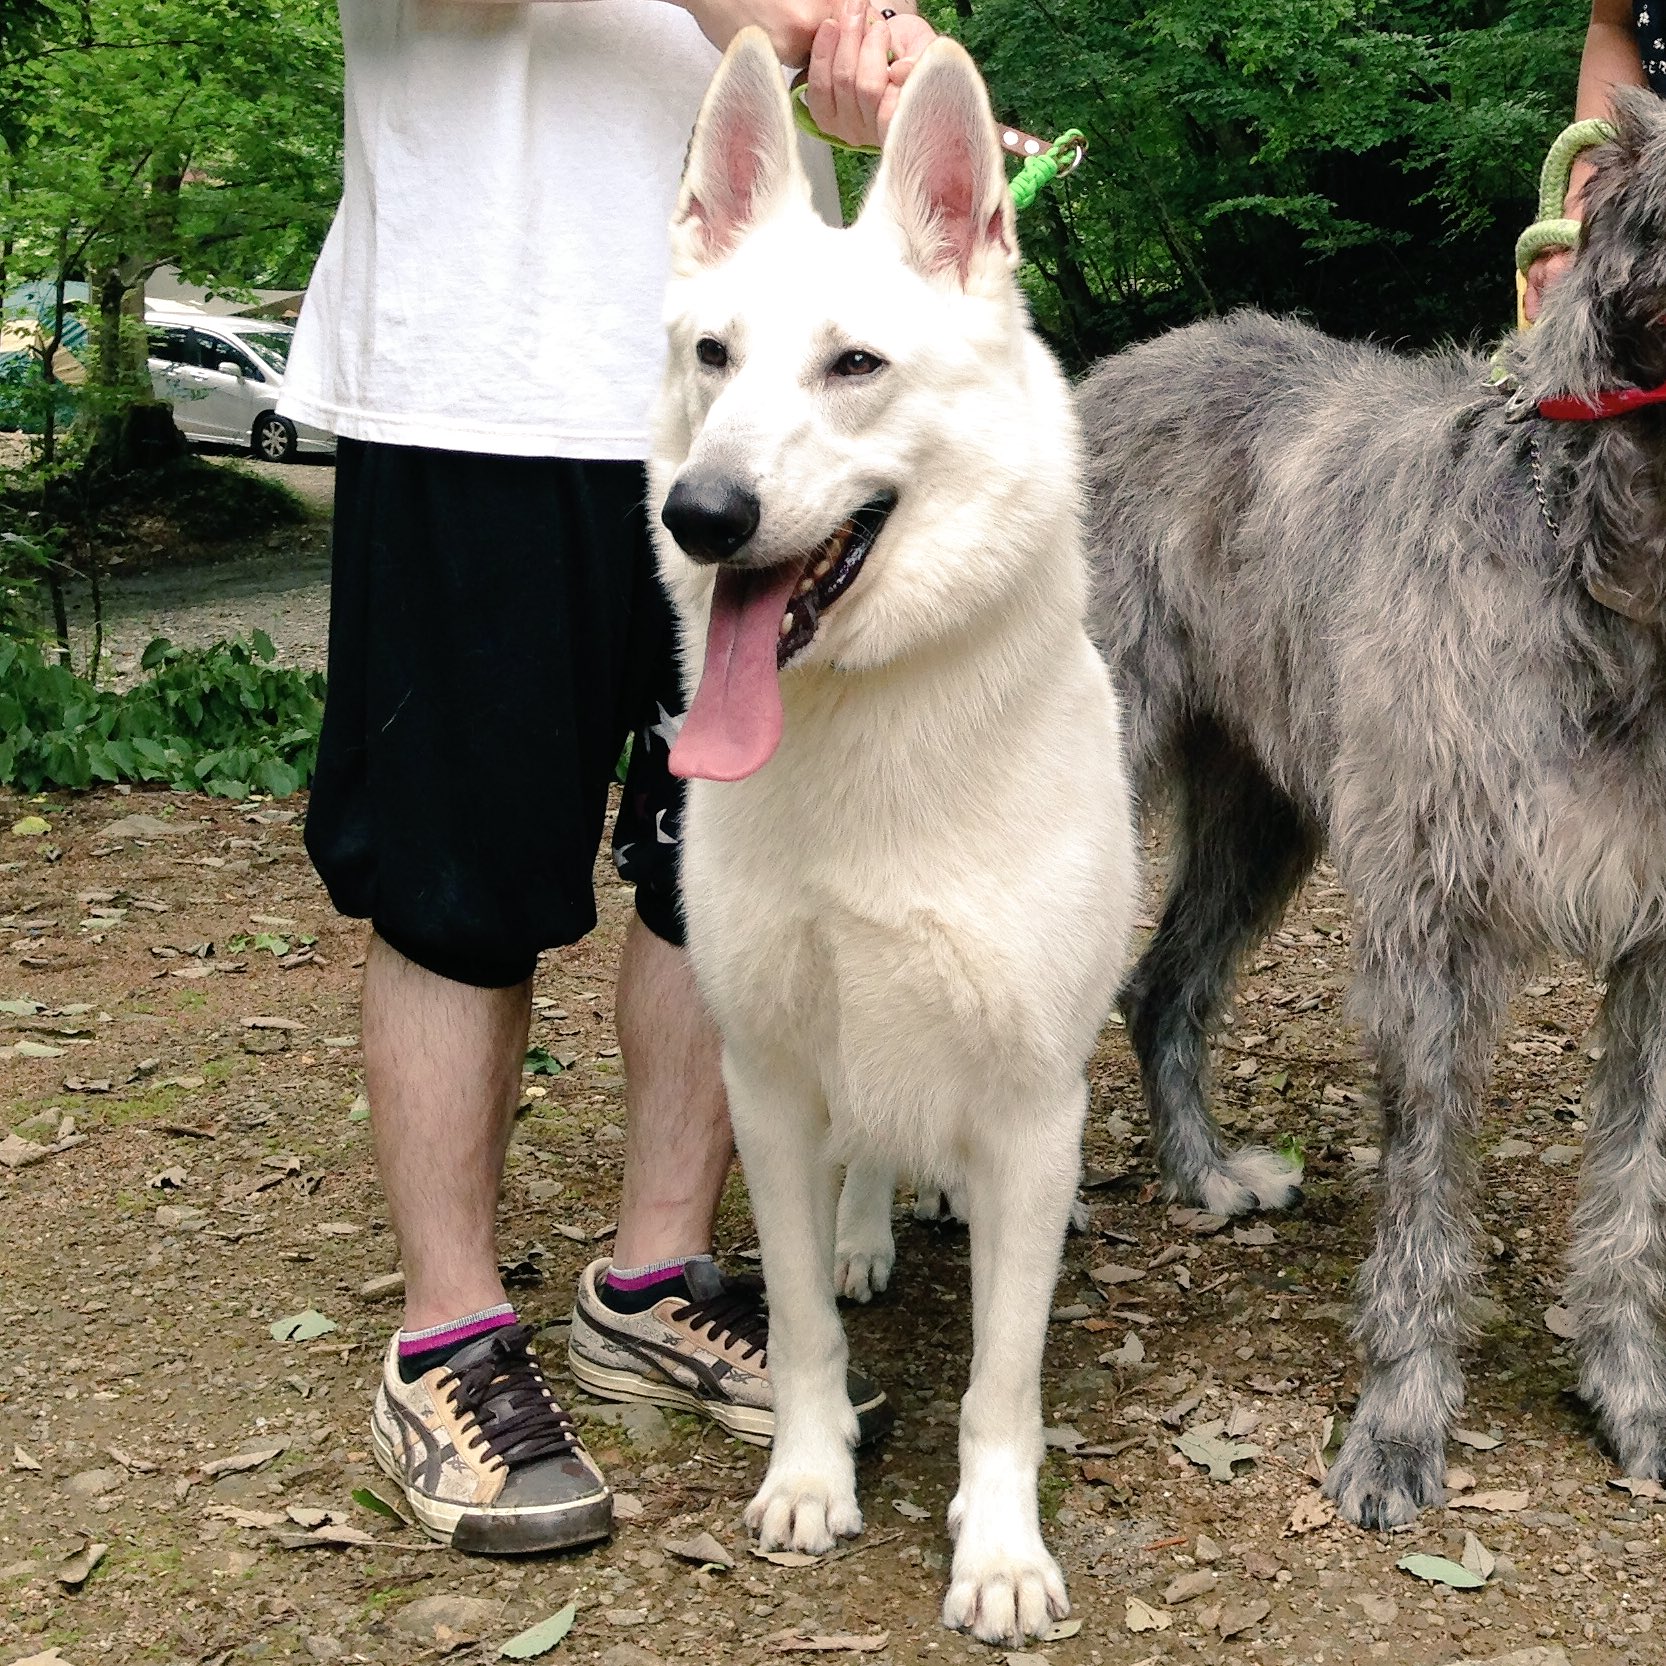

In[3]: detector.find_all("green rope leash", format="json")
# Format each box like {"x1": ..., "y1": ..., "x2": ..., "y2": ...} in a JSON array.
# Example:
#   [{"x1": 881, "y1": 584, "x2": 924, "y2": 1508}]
[
  {"x1": 1009, "y1": 131, "x2": 1086, "y2": 212},
  {"x1": 1514, "y1": 117, "x2": 1615, "y2": 279},
  {"x1": 790, "y1": 83, "x2": 1085, "y2": 211}
]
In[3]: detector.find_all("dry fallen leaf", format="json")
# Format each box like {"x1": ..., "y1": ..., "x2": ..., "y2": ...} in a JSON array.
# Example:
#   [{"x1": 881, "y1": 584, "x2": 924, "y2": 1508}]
[
  {"x1": 1167, "y1": 1207, "x2": 1229, "y2": 1236},
  {"x1": 277, "y1": 1524, "x2": 379, "y2": 1549},
  {"x1": 54, "y1": 1540, "x2": 108, "y2": 1589},
  {"x1": 1101, "y1": 1332, "x2": 1146, "y2": 1366},
  {"x1": 661, "y1": 1530, "x2": 733, "y2": 1569},
  {"x1": 1283, "y1": 1492, "x2": 1336, "y2": 1535},
  {"x1": 1038, "y1": 1617, "x2": 1083, "y2": 1641},
  {"x1": 1125, "y1": 1595, "x2": 1171, "y2": 1633},
  {"x1": 1450, "y1": 1428, "x2": 1502, "y2": 1451},
  {"x1": 205, "y1": 1505, "x2": 287, "y2": 1529},
  {"x1": 1448, "y1": 1489, "x2": 1530, "y2": 1513},
  {"x1": 769, "y1": 1633, "x2": 889, "y2": 1654},
  {"x1": 269, "y1": 1309, "x2": 337, "y2": 1343},
  {"x1": 1090, "y1": 1263, "x2": 1145, "y2": 1286},
  {"x1": 499, "y1": 1601, "x2": 579, "y2": 1659},
  {"x1": 1173, "y1": 1421, "x2": 1260, "y2": 1481},
  {"x1": 198, "y1": 1441, "x2": 286, "y2": 1478},
  {"x1": 1610, "y1": 1475, "x2": 1666, "y2": 1502},
  {"x1": 1461, "y1": 1531, "x2": 1496, "y2": 1581},
  {"x1": 1397, "y1": 1552, "x2": 1484, "y2": 1589},
  {"x1": 753, "y1": 1547, "x2": 822, "y2": 1567}
]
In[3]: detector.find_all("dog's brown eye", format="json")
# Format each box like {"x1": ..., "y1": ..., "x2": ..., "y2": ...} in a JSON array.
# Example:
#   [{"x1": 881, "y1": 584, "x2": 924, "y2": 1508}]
[
  {"x1": 830, "y1": 348, "x2": 885, "y2": 378},
  {"x1": 696, "y1": 337, "x2": 728, "y2": 369}
]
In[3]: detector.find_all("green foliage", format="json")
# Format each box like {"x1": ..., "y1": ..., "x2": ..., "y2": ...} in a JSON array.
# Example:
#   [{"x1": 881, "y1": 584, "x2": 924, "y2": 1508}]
[
  {"x1": 0, "y1": 498, "x2": 53, "y2": 640},
  {"x1": 0, "y1": 629, "x2": 324, "y2": 798},
  {"x1": 523, "y1": 1046, "x2": 567, "y2": 1078},
  {"x1": 2, "y1": 0, "x2": 344, "y2": 296},
  {"x1": 925, "y1": 0, "x2": 1582, "y2": 363}
]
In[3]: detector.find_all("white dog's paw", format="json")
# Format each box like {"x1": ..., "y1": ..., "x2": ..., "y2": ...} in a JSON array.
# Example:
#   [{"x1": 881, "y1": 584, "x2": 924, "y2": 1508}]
[
  {"x1": 833, "y1": 1239, "x2": 893, "y2": 1303},
  {"x1": 1198, "y1": 1145, "x2": 1304, "y2": 1217},
  {"x1": 913, "y1": 1182, "x2": 969, "y2": 1224},
  {"x1": 745, "y1": 1470, "x2": 863, "y2": 1554},
  {"x1": 940, "y1": 1532, "x2": 1069, "y2": 1646}
]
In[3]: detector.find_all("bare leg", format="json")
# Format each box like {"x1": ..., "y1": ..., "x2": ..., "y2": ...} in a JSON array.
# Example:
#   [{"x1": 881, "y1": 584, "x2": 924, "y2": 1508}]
[
  {"x1": 611, "y1": 914, "x2": 732, "y2": 1268},
  {"x1": 1571, "y1": 950, "x2": 1666, "y2": 1477},
  {"x1": 363, "y1": 934, "x2": 528, "y2": 1332}
]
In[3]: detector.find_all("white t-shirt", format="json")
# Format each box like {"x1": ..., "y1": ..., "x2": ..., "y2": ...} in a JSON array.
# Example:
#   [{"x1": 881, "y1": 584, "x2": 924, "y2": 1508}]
[{"x1": 282, "y1": 0, "x2": 834, "y2": 460}]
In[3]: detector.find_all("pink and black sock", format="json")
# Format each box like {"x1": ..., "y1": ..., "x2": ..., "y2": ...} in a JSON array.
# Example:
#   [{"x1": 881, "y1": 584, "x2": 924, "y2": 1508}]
[
  {"x1": 397, "y1": 1302, "x2": 517, "y2": 1383},
  {"x1": 598, "y1": 1253, "x2": 714, "y2": 1314}
]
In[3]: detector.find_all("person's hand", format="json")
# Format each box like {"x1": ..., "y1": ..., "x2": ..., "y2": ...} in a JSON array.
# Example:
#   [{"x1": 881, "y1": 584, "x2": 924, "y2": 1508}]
[
  {"x1": 804, "y1": 0, "x2": 936, "y2": 149},
  {"x1": 1524, "y1": 157, "x2": 1594, "y2": 325},
  {"x1": 1523, "y1": 245, "x2": 1574, "y2": 323},
  {"x1": 679, "y1": 0, "x2": 836, "y2": 70}
]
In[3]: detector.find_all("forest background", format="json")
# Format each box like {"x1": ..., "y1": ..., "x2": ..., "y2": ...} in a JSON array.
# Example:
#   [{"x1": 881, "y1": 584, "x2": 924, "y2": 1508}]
[{"x1": 0, "y1": 0, "x2": 1588, "y2": 789}]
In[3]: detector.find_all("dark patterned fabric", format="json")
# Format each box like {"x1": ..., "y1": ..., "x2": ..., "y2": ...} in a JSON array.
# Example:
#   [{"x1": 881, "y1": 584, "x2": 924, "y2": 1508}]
[{"x1": 1635, "y1": 1, "x2": 1666, "y2": 97}]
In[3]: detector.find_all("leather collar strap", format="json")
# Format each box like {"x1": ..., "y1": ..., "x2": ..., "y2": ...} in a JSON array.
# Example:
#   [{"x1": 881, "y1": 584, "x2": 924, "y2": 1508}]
[{"x1": 1538, "y1": 383, "x2": 1666, "y2": 420}]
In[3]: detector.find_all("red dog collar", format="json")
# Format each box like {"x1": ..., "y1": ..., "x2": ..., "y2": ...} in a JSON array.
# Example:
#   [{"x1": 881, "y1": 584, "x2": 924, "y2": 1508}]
[{"x1": 1538, "y1": 383, "x2": 1666, "y2": 420}]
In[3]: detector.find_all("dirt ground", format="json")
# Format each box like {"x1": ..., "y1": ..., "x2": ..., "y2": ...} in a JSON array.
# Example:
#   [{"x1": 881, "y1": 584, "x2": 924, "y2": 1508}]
[
  {"x1": 1, "y1": 532, "x2": 1661, "y2": 1666},
  {"x1": 0, "y1": 784, "x2": 1654, "y2": 1666}
]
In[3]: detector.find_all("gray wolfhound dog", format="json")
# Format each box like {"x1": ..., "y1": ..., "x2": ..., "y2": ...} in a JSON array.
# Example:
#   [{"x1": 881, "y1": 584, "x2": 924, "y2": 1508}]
[{"x1": 1082, "y1": 88, "x2": 1666, "y2": 1529}]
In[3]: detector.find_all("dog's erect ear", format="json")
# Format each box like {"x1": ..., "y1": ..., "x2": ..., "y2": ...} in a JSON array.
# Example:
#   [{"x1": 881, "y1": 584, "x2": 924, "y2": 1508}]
[
  {"x1": 864, "y1": 38, "x2": 1016, "y2": 290},
  {"x1": 672, "y1": 27, "x2": 808, "y2": 269}
]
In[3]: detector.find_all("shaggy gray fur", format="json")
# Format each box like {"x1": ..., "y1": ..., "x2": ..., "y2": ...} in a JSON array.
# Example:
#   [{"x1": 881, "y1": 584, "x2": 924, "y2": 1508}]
[{"x1": 1081, "y1": 88, "x2": 1666, "y2": 1529}]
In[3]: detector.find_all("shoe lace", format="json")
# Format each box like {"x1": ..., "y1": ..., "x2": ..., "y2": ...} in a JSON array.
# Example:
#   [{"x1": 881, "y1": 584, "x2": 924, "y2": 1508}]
[
  {"x1": 671, "y1": 1275, "x2": 770, "y2": 1365},
  {"x1": 444, "y1": 1324, "x2": 582, "y2": 1470}
]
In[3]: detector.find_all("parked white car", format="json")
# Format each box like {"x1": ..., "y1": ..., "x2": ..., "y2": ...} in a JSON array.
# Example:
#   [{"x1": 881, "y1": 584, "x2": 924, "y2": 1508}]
[{"x1": 145, "y1": 311, "x2": 334, "y2": 463}]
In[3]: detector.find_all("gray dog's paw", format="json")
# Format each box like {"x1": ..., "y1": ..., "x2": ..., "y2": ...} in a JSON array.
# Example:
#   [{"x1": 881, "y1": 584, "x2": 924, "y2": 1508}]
[
  {"x1": 1323, "y1": 1426, "x2": 1445, "y2": 1530},
  {"x1": 1196, "y1": 1145, "x2": 1304, "y2": 1218},
  {"x1": 1600, "y1": 1409, "x2": 1666, "y2": 1484}
]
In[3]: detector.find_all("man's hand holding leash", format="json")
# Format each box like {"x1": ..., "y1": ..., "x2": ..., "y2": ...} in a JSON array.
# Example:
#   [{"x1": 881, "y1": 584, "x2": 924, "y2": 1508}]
[{"x1": 678, "y1": 0, "x2": 935, "y2": 148}]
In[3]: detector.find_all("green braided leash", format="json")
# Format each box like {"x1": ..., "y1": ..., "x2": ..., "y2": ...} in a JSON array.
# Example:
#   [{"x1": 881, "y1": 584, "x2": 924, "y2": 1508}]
[
  {"x1": 1514, "y1": 117, "x2": 1616, "y2": 279},
  {"x1": 1009, "y1": 131, "x2": 1086, "y2": 211},
  {"x1": 790, "y1": 83, "x2": 1085, "y2": 211}
]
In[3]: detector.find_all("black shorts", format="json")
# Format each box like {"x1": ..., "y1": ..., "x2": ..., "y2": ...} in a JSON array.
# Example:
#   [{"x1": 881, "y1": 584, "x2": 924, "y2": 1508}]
[{"x1": 305, "y1": 439, "x2": 687, "y2": 988}]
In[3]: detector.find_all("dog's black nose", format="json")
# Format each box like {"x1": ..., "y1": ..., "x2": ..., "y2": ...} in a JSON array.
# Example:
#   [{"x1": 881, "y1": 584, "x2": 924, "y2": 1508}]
[{"x1": 661, "y1": 474, "x2": 760, "y2": 563}]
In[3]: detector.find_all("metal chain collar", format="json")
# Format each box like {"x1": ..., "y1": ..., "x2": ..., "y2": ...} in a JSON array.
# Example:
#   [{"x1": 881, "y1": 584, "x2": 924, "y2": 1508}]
[{"x1": 1529, "y1": 428, "x2": 1560, "y2": 540}]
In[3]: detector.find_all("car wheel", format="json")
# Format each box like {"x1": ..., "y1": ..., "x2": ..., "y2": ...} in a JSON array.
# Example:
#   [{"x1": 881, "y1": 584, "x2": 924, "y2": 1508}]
[{"x1": 252, "y1": 412, "x2": 298, "y2": 462}]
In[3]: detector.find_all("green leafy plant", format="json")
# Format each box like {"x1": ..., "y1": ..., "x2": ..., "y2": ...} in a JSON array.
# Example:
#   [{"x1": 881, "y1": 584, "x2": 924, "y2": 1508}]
[
  {"x1": 0, "y1": 629, "x2": 324, "y2": 798},
  {"x1": 523, "y1": 1045, "x2": 566, "y2": 1078}
]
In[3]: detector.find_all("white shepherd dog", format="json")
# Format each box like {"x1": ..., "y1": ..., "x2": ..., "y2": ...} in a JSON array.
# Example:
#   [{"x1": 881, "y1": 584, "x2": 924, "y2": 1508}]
[{"x1": 649, "y1": 30, "x2": 1137, "y2": 1646}]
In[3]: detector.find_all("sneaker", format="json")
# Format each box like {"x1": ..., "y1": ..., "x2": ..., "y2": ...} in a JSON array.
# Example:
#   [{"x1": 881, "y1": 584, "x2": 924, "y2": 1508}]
[
  {"x1": 370, "y1": 1322, "x2": 611, "y2": 1553},
  {"x1": 567, "y1": 1257, "x2": 891, "y2": 1448}
]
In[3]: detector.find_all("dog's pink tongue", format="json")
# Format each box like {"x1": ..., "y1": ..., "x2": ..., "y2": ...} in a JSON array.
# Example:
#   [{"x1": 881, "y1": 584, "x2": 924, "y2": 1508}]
[{"x1": 671, "y1": 564, "x2": 801, "y2": 782}]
